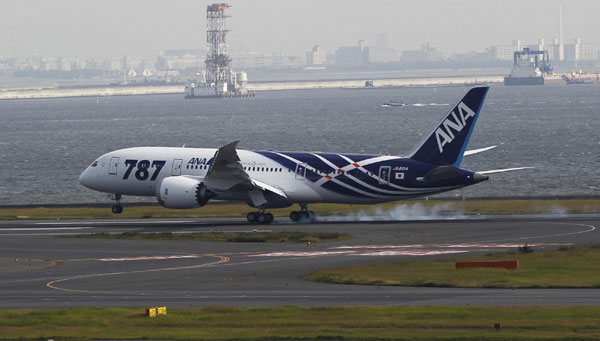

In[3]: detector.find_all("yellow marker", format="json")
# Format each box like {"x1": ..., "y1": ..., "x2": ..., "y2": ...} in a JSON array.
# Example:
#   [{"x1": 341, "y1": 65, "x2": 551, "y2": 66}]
[
  {"x1": 146, "y1": 308, "x2": 157, "y2": 318},
  {"x1": 158, "y1": 306, "x2": 167, "y2": 315}
]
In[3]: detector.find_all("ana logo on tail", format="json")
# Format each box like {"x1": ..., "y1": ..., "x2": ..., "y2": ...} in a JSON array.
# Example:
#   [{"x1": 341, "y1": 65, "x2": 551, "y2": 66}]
[{"x1": 435, "y1": 102, "x2": 476, "y2": 153}]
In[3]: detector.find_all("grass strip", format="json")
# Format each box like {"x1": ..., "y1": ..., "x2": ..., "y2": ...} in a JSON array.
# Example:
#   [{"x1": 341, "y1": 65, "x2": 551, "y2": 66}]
[
  {"x1": 1, "y1": 199, "x2": 599, "y2": 220},
  {"x1": 77, "y1": 231, "x2": 352, "y2": 243},
  {"x1": 305, "y1": 245, "x2": 600, "y2": 288},
  {"x1": 2, "y1": 306, "x2": 600, "y2": 339}
]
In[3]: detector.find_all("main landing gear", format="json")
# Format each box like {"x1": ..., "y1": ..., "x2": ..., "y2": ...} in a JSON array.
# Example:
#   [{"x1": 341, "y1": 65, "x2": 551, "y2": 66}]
[
  {"x1": 111, "y1": 193, "x2": 123, "y2": 214},
  {"x1": 289, "y1": 204, "x2": 316, "y2": 223},
  {"x1": 247, "y1": 210, "x2": 274, "y2": 224}
]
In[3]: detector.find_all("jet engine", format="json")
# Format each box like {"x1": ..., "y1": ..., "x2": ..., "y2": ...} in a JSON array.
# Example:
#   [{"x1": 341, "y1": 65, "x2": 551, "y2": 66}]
[{"x1": 157, "y1": 176, "x2": 215, "y2": 209}]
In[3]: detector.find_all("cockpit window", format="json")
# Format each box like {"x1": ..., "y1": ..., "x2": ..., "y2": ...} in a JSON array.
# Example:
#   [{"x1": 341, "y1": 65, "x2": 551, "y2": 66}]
[{"x1": 91, "y1": 161, "x2": 98, "y2": 167}]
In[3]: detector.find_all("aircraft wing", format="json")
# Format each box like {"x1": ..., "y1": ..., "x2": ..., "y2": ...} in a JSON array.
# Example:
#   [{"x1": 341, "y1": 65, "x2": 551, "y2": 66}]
[
  {"x1": 204, "y1": 141, "x2": 287, "y2": 204},
  {"x1": 205, "y1": 140, "x2": 247, "y2": 189},
  {"x1": 477, "y1": 167, "x2": 534, "y2": 175}
]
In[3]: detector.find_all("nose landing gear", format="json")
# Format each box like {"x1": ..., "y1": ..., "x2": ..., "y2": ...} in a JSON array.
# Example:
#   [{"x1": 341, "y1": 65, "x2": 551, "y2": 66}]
[
  {"x1": 289, "y1": 204, "x2": 316, "y2": 223},
  {"x1": 247, "y1": 210, "x2": 274, "y2": 224},
  {"x1": 111, "y1": 193, "x2": 123, "y2": 214}
]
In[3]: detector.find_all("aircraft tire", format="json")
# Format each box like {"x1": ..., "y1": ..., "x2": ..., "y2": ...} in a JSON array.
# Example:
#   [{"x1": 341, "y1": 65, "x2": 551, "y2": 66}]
[
  {"x1": 257, "y1": 213, "x2": 267, "y2": 224},
  {"x1": 289, "y1": 211, "x2": 300, "y2": 222},
  {"x1": 308, "y1": 211, "x2": 316, "y2": 222},
  {"x1": 111, "y1": 205, "x2": 123, "y2": 214},
  {"x1": 247, "y1": 212, "x2": 258, "y2": 223},
  {"x1": 299, "y1": 211, "x2": 310, "y2": 222},
  {"x1": 265, "y1": 213, "x2": 274, "y2": 224}
]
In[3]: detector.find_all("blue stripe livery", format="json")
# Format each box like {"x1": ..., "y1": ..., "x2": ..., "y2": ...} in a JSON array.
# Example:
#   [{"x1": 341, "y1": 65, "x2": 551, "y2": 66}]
[{"x1": 253, "y1": 87, "x2": 490, "y2": 200}]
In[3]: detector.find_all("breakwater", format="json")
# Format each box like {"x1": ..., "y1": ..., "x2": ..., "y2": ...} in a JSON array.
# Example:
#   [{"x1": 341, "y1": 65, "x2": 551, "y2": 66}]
[{"x1": 0, "y1": 76, "x2": 503, "y2": 100}]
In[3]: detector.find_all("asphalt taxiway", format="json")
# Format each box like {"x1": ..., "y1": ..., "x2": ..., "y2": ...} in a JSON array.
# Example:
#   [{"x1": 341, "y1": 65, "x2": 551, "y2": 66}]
[{"x1": 0, "y1": 215, "x2": 599, "y2": 308}]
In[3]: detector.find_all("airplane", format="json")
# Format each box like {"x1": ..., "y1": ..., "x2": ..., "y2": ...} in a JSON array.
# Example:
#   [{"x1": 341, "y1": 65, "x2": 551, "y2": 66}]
[{"x1": 79, "y1": 86, "x2": 531, "y2": 224}]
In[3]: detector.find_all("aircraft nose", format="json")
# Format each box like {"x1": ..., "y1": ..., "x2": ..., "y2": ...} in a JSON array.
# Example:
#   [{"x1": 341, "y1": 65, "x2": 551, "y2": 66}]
[{"x1": 79, "y1": 167, "x2": 94, "y2": 189}]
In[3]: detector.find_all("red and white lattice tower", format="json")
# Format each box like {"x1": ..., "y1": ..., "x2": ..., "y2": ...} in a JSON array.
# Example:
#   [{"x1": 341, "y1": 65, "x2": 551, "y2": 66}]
[{"x1": 205, "y1": 3, "x2": 231, "y2": 95}]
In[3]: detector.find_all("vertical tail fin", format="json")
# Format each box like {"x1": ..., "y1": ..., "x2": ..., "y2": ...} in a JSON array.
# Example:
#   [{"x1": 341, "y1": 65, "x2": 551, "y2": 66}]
[{"x1": 408, "y1": 86, "x2": 489, "y2": 166}]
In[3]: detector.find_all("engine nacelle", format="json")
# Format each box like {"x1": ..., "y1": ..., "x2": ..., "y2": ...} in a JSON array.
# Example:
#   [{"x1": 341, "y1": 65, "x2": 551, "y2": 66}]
[{"x1": 157, "y1": 176, "x2": 214, "y2": 209}]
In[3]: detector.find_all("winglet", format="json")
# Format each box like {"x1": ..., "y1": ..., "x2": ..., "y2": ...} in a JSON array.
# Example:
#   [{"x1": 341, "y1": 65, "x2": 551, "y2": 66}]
[
  {"x1": 408, "y1": 87, "x2": 489, "y2": 166},
  {"x1": 207, "y1": 140, "x2": 241, "y2": 175}
]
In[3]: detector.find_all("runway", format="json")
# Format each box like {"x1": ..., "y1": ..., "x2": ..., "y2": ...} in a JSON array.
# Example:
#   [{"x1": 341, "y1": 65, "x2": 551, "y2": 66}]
[{"x1": 1, "y1": 215, "x2": 599, "y2": 308}]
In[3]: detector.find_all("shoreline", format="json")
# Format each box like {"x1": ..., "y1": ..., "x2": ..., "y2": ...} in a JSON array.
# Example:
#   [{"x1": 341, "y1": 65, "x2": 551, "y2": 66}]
[{"x1": 0, "y1": 75, "x2": 503, "y2": 100}]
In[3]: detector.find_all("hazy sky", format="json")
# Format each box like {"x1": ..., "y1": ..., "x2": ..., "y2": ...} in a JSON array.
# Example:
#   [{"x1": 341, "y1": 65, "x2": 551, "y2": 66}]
[{"x1": 1, "y1": 0, "x2": 598, "y2": 60}]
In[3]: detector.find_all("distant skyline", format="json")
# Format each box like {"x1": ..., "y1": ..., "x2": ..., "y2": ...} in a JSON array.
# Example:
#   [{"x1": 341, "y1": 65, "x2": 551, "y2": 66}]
[{"x1": 1, "y1": 0, "x2": 598, "y2": 60}]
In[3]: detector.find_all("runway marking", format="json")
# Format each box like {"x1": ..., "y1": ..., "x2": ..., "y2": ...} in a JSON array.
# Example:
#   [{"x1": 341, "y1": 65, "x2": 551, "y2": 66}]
[
  {"x1": 332, "y1": 243, "x2": 562, "y2": 250},
  {"x1": 34, "y1": 221, "x2": 600, "y2": 298},
  {"x1": 0, "y1": 232, "x2": 100, "y2": 236},
  {"x1": 98, "y1": 255, "x2": 201, "y2": 262},
  {"x1": 44, "y1": 254, "x2": 329, "y2": 295},
  {"x1": 35, "y1": 220, "x2": 192, "y2": 225},
  {"x1": 0, "y1": 227, "x2": 94, "y2": 231},
  {"x1": 251, "y1": 250, "x2": 473, "y2": 257},
  {"x1": 248, "y1": 251, "x2": 355, "y2": 257},
  {"x1": 46, "y1": 255, "x2": 230, "y2": 294},
  {"x1": 479, "y1": 222, "x2": 597, "y2": 243},
  {"x1": 356, "y1": 250, "x2": 469, "y2": 256},
  {"x1": 250, "y1": 242, "x2": 573, "y2": 258}
]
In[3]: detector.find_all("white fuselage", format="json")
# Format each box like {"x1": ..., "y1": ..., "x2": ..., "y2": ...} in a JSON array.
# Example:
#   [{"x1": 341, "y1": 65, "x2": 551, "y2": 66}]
[{"x1": 79, "y1": 146, "x2": 458, "y2": 207}]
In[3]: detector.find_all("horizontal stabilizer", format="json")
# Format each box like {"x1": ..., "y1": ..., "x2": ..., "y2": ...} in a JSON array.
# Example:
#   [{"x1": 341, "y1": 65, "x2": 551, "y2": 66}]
[
  {"x1": 464, "y1": 145, "x2": 497, "y2": 156},
  {"x1": 477, "y1": 167, "x2": 534, "y2": 175},
  {"x1": 419, "y1": 165, "x2": 465, "y2": 183}
]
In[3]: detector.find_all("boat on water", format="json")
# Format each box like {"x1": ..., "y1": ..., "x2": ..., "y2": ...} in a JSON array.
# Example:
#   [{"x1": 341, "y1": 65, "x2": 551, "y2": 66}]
[
  {"x1": 381, "y1": 100, "x2": 406, "y2": 107},
  {"x1": 504, "y1": 48, "x2": 550, "y2": 86}
]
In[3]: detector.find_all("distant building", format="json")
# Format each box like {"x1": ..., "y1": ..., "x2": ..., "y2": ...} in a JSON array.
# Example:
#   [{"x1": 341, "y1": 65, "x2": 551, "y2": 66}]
[
  {"x1": 450, "y1": 50, "x2": 494, "y2": 63},
  {"x1": 561, "y1": 38, "x2": 598, "y2": 61},
  {"x1": 543, "y1": 37, "x2": 596, "y2": 61},
  {"x1": 491, "y1": 46, "x2": 516, "y2": 60},
  {"x1": 547, "y1": 39, "x2": 561, "y2": 61},
  {"x1": 156, "y1": 50, "x2": 204, "y2": 70},
  {"x1": 489, "y1": 38, "x2": 598, "y2": 62},
  {"x1": 306, "y1": 45, "x2": 324, "y2": 66},
  {"x1": 334, "y1": 40, "x2": 366, "y2": 66},
  {"x1": 58, "y1": 57, "x2": 84, "y2": 71},
  {"x1": 490, "y1": 41, "x2": 521, "y2": 60},
  {"x1": 40, "y1": 58, "x2": 59, "y2": 71},
  {"x1": 364, "y1": 34, "x2": 398, "y2": 63},
  {"x1": 579, "y1": 42, "x2": 599, "y2": 61},
  {"x1": 563, "y1": 39, "x2": 580, "y2": 61},
  {"x1": 364, "y1": 45, "x2": 398, "y2": 63},
  {"x1": 401, "y1": 43, "x2": 445, "y2": 62},
  {"x1": 102, "y1": 59, "x2": 122, "y2": 73},
  {"x1": 231, "y1": 51, "x2": 304, "y2": 69}
]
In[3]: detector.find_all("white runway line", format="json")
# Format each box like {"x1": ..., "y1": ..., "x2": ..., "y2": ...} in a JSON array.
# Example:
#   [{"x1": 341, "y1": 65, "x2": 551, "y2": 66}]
[
  {"x1": 0, "y1": 227, "x2": 94, "y2": 231},
  {"x1": 35, "y1": 221, "x2": 191, "y2": 225},
  {"x1": 98, "y1": 255, "x2": 202, "y2": 262}
]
